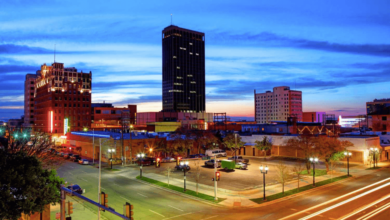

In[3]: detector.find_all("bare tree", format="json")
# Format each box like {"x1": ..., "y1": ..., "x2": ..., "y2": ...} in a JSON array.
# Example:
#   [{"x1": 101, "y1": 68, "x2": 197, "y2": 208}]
[
  {"x1": 166, "y1": 166, "x2": 173, "y2": 187},
  {"x1": 292, "y1": 161, "x2": 305, "y2": 191},
  {"x1": 193, "y1": 161, "x2": 202, "y2": 194},
  {"x1": 328, "y1": 159, "x2": 340, "y2": 182},
  {"x1": 276, "y1": 162, "x2": 291, "y2": 194}
]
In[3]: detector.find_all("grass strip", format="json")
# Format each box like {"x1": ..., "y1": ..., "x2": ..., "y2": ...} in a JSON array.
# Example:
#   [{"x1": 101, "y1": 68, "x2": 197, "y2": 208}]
[
  {"x1": 300, "y1": 169, "x2": 327, "y2": 177},
  {"x1": 251, "y1": 175, "x2": 350, "y2": 204},
  {"x1": 136, "y1": 176, "x2": 225, "y2": 203},
  {"x1": 366, "y1": 167, "x2": 381, "y2": 170},
  {"x1": 104, "y1": 168, "x2": 121, "y2": 171}
]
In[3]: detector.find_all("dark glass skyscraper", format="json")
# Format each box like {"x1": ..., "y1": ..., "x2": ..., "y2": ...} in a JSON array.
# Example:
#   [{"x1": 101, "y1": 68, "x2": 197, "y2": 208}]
[{"x1": 162, "y1": 25, "x2": 205, "y2": 113}]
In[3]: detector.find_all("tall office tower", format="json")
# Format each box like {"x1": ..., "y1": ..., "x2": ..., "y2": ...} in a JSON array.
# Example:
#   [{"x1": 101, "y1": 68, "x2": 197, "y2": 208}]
[
  {"x1": 254, "y1": 86, "x2": 302, "y2": 124},
  {"x1": 34, "y1": 62, "x2": 92, "y2": 134},
  {"x1": 24, "y1": 74, "x2": 37, "y2": 126},
  {"x1": 162, "y1": 25, "x2": 205, "y2": 113}
]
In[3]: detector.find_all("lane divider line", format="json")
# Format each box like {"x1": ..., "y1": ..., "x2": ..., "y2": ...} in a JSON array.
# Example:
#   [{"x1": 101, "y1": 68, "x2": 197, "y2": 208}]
[
  {"x1": 201, "y1": 215, "x2": 219, "y2": 220},
  {"x1": 358, "y1": 202, "x2": 390, "y2": 220},
  {"x1": 137, "y1": 193, "x2": 148, "y2": 198},
  {"x1": 168, "y1": 205, "x2": 183, "y2": 211},
  {"x1": 149, "y1": 209, "x2": 165, "y2": 217},
  {"x1": 162, "y1": 212, "x2": 194, "y2": 220},
  {"x1": 279, "y1": 178, "x2": 390, "y2": 220}
]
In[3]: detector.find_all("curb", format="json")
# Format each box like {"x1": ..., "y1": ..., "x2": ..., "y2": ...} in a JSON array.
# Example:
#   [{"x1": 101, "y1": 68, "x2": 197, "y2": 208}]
[{"x1": 133, "y1": 178, "x2": 225, "y2": 208}]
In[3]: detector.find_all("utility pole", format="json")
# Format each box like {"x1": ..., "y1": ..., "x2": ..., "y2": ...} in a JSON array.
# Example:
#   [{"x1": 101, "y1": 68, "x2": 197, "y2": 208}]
[
  {"x1": 60, "y1": 189, "x2": 66, "y2": 220},
  {"x1": 214, "y1": 155, "x2": 218, "y2": 201},
  {"x1": 93, "y1": 128, "x2": 95, "y2": 165},
  {"x1": 98, "y1": 138, "x2": 102, "y2": 219},
  {"x1": 234, "y1": 133, "x2": 238, "y2": 163}
]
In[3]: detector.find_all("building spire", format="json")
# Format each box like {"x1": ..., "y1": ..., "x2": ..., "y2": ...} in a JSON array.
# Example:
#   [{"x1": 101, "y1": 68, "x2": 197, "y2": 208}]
[{"x1": 54, "y1": 44, "x2": 56, "y2": 63}]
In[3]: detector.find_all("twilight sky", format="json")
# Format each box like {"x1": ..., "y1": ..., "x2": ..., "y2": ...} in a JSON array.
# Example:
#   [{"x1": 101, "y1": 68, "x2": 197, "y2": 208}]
[{"x1": 1, "y1": 0, "x2": 390, "y2": 121}]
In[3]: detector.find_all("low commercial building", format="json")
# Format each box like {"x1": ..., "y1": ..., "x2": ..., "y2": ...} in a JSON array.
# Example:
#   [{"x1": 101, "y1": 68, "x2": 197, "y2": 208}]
[
  {"x1": 91, "y1": 103, "x2": 137, "y2": 130},
  {"x1": 367, "y1": 98, "x2": 390, "y2": 132},
  {"x1": 302, "y1": 112, "x2": 326, "y2": 123}
]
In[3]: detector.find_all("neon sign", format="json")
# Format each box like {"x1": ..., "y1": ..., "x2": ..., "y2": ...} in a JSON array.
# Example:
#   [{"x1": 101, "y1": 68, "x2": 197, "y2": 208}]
[{"x1": 64, "y1": 118, "x2": 69, "y2": 135}]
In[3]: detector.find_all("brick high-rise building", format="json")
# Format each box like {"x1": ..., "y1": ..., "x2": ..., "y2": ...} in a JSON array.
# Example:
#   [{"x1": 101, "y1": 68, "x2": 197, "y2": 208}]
[
  {"x1": 33, "y1": 62, "x2": 92, "y2": 134},
  {"x1": 366, "y1": 98, "x2": 390, "y2": 131},
  {"x1": 24, "y1": 73, "x2": 37, "y2": 126},
  {"x1": 162, "y1": 25, "x2": 205, "y2": 113},
  {"x1": 254, "y1": 86, "x2": 302, "y2": 124}
]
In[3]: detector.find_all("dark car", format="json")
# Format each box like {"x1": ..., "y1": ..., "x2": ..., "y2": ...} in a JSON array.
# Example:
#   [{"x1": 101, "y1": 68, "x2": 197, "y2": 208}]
[
  {"x1": 67, "y1": 184, "x2": 83, "y2": 194},
  {"x1": 64, "y1": 153, "x2": 74, "y2": 159},
  {"x1": 189, "y1": 154, "x2": 205, "y2": 159},
  {"x1": 175, "y1": 162, "x2": 191, "y2": 171},
  {"x1": 70, "y1": 154, "x2": 81, "y2": 162},
  {"x1": 161, "y1": 157, "x2": 176, "y2": 163},
  {"x1": 204, "y1": 159, "x2": 221, "y2": 168},
  {"x1": 137, "y1": 157, "x2": 155, "y2": 166},
  {"x1": 228, "y1": 156, "x2": 249, "y2": 164}
]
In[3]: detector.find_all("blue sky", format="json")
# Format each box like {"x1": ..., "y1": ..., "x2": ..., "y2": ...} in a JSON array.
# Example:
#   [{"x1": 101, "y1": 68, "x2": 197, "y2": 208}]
[{"x1": 1, "y1": 0, "x2": 389, "y2": 121}]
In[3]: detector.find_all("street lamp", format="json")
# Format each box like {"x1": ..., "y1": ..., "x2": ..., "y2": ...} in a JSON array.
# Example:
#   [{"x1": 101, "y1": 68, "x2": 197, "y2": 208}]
[
  {"x1": 259, "y1": 165, "x2": 268, "y2": 201},
  {"x1": 108, "y1": 148, "x2": 116, "y2": 169},
  {"x1": 370, "y1": 148, "x2": 378, "y2": 168},
  {"x1": 309, "y1": 157, "x2": 318, "y2": 186},
  {"x1": 149, "y1": 148, "x2": 153, "y2": 157},
  {"x1": 181, "y1": 161, "x2": 189, "y2": 192},
  {"x1": 344, "y1": 151, "x2": 352, "y2": 176},
  {"x1": 137, "y1": 153, "x2": 145, "y2": 178}
]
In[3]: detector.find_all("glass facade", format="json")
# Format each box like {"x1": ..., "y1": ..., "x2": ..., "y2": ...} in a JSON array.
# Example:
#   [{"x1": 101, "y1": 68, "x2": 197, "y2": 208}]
[{"x1": 162, "y1": 25, "x2": 205, "y2": 112}]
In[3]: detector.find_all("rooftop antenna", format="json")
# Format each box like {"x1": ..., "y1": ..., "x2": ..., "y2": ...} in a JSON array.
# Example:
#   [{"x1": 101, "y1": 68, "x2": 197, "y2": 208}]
[
  {"x1": 54, "y1": 44, "x2": 56, "y2": 63},
  {"x1": 171, "y1": 14, "x2": 172, "y2": 25}
]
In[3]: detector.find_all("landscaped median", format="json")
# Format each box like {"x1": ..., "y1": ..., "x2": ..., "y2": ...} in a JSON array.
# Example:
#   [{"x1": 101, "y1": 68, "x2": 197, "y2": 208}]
[
  {"x1": 136, "y1": 176, "x2": 226, "y2": 203},
  {"x1": 251, "y1": 175, "x2": 350, "y2": 204}
]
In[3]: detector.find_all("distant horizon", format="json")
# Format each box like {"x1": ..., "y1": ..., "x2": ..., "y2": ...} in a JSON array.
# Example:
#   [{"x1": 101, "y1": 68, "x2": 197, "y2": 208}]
[{"x1": 1, "y1": 1, "x2": 389, "y2": 120}]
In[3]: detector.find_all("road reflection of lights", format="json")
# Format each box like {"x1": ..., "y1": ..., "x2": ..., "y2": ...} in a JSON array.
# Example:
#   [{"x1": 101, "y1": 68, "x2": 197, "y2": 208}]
[
  {"x1": 358, "y1": 202, "x2": 390, "y2": 220},
  {"x1": 300, "y1": 182, "x2": 390, "y2": 220},
  {"x1": 339, "y1": 194, "x2": 390, "y2": 220},
  {"x1": 280, "y1": 178, "x2": 390, "y2": 220}
]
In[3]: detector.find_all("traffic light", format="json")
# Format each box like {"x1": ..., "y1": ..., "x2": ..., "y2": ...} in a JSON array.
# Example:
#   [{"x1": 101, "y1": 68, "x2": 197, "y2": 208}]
[
  {"x1": 155, "y1": 158, "x2": 160, "y2": 168},
  {"x1": 216, "y1": 172, "x2": 220, "y2": 181},
  {"x1": 67, "y1": 201, "x2": 73, "y2": 215},
  {"x1": 100, "y1": 192, "x2": 108, "y2": 211},
  {"x1": 125, "y1": 202, "x2": 134, "y2": 220},
  {"x1": 177, "y1": 156, "x2": 182, "y2": 166}
]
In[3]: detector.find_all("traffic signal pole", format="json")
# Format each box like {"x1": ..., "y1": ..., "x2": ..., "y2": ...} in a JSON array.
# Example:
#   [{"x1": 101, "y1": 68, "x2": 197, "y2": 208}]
[{"x1": 214, "y1": 155, "x2": 218, "y2": 201}]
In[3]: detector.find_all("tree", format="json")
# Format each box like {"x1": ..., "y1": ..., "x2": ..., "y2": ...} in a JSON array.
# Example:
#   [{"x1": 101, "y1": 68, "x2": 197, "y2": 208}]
[
  {"x1": 2, "y1": 131, "x2": 65, "y2": 170},
  {"x1": 314, "y1": 136, "x2": 353, "y2": 172},
  {"x1": 276, "y1": 161, "x2": 290, "y2": 194},
  {"x1": 223, "y1": 133, "x2": 245, "y2": 160},
  {"x1": 292, "y1": 161, "x2": 305, "y2": 191},
  {"x1": 255, "y1": 136, "x2": 272, "y2": 160},
  {"x1": 194, "y1": 161, "x2": 202, "y2": 195},
  {"x1": 171, "y1": 127, "x2": 194, "y2": 157},
  {"x1": 193, "y1": 130, "x2": 218, "y2": 154},
  {"x1": 0, "y1": 150, "x2": 64, "y2": 220},
  {"x1": 155, "y1": 138, "x2": 171, "y2": 157},
  {"x1": 328, "y1": 159, "x2": 340, "y2": 182},
  {"x1": 284, "y1": 135, "x2": 316, "y2": 174}
]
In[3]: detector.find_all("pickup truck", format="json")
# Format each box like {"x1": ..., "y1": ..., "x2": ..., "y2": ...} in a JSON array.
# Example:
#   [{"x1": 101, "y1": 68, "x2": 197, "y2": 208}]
[
  {"x1": 228, "y1": 156, "x2": 249, "y2": 164},
  {"x1": 204, "y1": 159, "x2": 221, "y2": 168}
]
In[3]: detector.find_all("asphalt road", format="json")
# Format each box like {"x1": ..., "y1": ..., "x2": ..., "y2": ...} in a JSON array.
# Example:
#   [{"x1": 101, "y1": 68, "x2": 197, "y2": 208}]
[{"x1": 57, "y1": 159, "x2": 390, "y2": 220}]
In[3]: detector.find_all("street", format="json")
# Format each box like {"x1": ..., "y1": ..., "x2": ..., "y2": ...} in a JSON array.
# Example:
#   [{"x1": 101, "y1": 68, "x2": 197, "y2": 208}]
[{"x1": 56, "y1": 160, "x2": 390, "y2": 220}]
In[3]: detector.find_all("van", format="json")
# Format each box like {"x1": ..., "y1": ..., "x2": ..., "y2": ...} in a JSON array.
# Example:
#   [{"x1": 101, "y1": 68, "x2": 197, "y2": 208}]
[{"x1": 205, "y1": 149, "x2": 227, "y2": 158}]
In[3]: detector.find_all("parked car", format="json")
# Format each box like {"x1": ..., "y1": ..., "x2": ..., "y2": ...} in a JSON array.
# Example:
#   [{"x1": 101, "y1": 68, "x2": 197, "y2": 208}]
[
  {"x1": 228, "y1": 156, "x2": 249, "y2": 164},
  {"x1": 189, "y1": 154, "x2": 205, "y2": 159},
  {"x1": 235, "y1": 162, "x2": 248, "y2": 170},
  {"x1": 64, "y1": 153, "x2": 74, "y2": 159},
  {"x1": 67, "y1": 184, "x2": 83, "y2": 194},
  {"x1": 70, "y1": 154, "x2": 81, "y2": 162},
  {"x1": 175, "y1": 163, "x2": 191, "y2": 171},
  {"x1": 78, "y1": 159, "x2": 89, "y2": 165},
  {"x1": 204, "y1": 159, "x2": 221, "y2": 168},
  {"x1": 161, "y1": 157, "x2": 176, "y2": 163},
  {"x1": 137, "y1": 157, "x2": 155, "y2": 166},
  {"x1": 205, "y1": 149, "x2": 227, "y2": 158}
]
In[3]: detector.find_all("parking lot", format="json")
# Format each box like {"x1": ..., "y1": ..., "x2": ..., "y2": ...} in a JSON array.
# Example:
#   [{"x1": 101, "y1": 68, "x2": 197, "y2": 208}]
[{"x1": 137, "y1": 156, "x2": 351, "y2": 191}]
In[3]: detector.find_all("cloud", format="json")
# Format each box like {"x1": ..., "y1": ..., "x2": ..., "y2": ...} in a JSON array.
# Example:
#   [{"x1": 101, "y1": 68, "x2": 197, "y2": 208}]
[
  {"x1": 209, "y1": 32, "x2": 390, "y2": 57},
  {"x1": 0, "y1": 44, "x2": 53, "y2": 54},
  {"x1": 0, "y1": 106, "x2": 24, "y2": 109}
]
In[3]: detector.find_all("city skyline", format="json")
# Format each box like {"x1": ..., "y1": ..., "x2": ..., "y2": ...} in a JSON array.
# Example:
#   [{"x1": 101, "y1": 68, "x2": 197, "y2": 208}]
[{"x1": 1, "y1": 0, "x2": 390, "y2": 120}]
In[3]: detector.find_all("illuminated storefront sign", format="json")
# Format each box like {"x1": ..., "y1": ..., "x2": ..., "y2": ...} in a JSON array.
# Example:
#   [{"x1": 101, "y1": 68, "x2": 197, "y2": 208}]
[{"x1": 64, "y1": 118, "x2": 69, "y2": 135}]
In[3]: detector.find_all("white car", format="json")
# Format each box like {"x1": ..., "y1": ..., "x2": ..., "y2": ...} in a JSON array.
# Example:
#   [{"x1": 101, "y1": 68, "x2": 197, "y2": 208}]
[
  {"x1": 78, "y1": 159, "x2": 89, "y2": 165},
  {"x1": 205, "y1": 149, "x2": 227, "y2": 158}
]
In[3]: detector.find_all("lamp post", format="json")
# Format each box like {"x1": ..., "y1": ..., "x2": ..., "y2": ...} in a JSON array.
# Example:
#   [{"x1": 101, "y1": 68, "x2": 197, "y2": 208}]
[
  {"x1": 137, "y1": 153, "x2": 145, "y2": 178},
  {"x1": 181, "y1": 161, "x2": 189, "y2": 192},
  {"x1": 370, "y1": 148, "x2": 378, "y2": 168},
  {"x1": 149, "y1": 148, "x2": 153, "y2": 157},
  {"x1": 108, "y1": 148, "x2": 116, "y2": 169},
  {"x1": 259, "y1": 165, "x2": 268, "y2": 201},
  {"x1": 344, "y1": 151, "x2": 352, "y2": 176},
  {"x1": 309, "y1": 157, "x2": 318, "y2": 186}
]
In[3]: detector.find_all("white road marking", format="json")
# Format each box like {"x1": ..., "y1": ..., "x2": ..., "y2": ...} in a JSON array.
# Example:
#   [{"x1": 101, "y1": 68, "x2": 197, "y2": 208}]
[
  {"x1": 101, "y1": 187, "x2": 105, "y2": 190},
  {"x1": 299, "y1": 182, "x2": 390, "y2": 220},
  {"x1": 69, "y1": 166, "x2": 75, "y2": 168},
  {"x1": 279, "y1": 178, "x2": 390, "y2": 220},
  {"x1": 137, "y1": 193, "x2": 147, "y2": 198},
  {"x1": 68, "y1": 172, "x2": 73, "y2": 176},
  {"x1": 168, "y1": 205, "x2": 183, "y2": 211},
  {"x1": 163, "y1": 212, "x2": 194, "y2": 220},
  {"x1": 201, "y1": 215, "x2": 218, "y2": 220},
  {"x1": 149, "y1": 209, "x2": 165, "y2": 217},
  {"x1": 357, "y1": 203, "x2": 390, "y2": 220},
  {"x1": 120, "y1": 196, "x2": 127, "y2": 200},
  {"x1": 291, "y1": 208, "x2": 297, "y2": 211},
  {"x1": 80, "y1": 178, "x2": 88, "y2": 182},
  {"x1": 81, "y1": 170, "x2": 87, "y2": 173}
]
